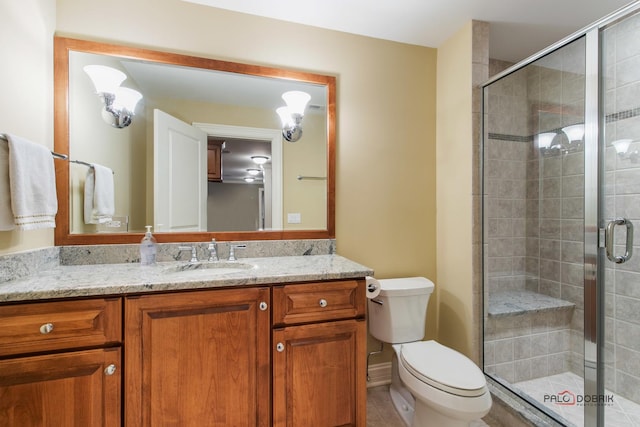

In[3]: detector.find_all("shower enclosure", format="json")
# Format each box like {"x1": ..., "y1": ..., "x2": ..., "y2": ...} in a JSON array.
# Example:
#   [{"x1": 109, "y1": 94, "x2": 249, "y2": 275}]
[{"x1": 483, "y1": 3, "x2": 640, "y2": 426}]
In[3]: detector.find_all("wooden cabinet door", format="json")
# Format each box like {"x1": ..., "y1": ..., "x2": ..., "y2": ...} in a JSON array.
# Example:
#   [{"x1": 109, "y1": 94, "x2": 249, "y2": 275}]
[
  {"x1": 0, "y1": 347, "x2": 121, "y2": 427},
  {"x1": 207, "y1": 140, "x2": 223, "y2": 182},
  {"x1": 272, "y1": 319, "x2": 367, "y2": 427},
  {"x1": 125, "y1": 288, "x2": 270, "y2": 427}
]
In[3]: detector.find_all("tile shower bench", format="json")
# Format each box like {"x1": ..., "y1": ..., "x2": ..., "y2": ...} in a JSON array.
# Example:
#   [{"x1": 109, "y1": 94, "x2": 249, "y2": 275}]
[{"x1": 484, "y1": 290, "x2": 576, "y2": 384}]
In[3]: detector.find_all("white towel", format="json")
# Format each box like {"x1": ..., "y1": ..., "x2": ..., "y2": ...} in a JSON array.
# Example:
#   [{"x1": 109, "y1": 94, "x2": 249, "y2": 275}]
[
  {"x1": 6, "y1": 134, "x2": 58, "y2": 230},
  {"x1": 84, "y1": 163, "x2": 115, "y2": 224},
  {"x1": 0, "y1": 139, "x2": 13, "y2": 230}
]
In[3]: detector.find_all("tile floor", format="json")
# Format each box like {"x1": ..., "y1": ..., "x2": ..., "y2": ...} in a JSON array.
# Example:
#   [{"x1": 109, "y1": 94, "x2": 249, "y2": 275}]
[
  {"x1": 514, "y1": 372, "x2": 640, "y2": 426},
  {"x1": 367, "y1": 385, "x2": 492, "y2": 426}
]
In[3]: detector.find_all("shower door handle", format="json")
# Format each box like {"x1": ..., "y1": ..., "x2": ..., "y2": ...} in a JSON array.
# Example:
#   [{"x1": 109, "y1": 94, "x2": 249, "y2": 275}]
[{"x1": 605, "y1": 218, "x2": 634, "y2": 264}]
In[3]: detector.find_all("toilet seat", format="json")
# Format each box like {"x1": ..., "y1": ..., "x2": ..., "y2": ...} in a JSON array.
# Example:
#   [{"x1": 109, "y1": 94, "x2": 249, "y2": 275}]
[{"x1": 400, "y1": 340, "x2": 486, "y2": 397}]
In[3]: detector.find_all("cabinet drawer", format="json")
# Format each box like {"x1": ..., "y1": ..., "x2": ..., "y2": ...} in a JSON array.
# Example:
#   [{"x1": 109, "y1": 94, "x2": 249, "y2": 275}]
[
  {"x1": 0, "y1": 298, "x2": 121, "y2": 357},
  {"x1": 272, "y1": 279, "x2": 365, "y2": 326}
]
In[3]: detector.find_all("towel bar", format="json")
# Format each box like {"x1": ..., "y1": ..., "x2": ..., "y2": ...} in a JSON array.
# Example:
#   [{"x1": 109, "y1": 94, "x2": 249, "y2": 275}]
[
  {"x1": 0, "y1": 133, "x2": 68, "y2": 160},
  {"x1": 296, "y1": 175, "x2": 327, "y2": 181}
]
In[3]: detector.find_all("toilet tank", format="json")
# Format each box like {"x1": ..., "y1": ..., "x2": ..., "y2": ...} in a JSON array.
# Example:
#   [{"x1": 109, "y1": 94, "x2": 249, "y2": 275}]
[{"x1": 368, "y1": 277, "x2": 434, "y2": 344}]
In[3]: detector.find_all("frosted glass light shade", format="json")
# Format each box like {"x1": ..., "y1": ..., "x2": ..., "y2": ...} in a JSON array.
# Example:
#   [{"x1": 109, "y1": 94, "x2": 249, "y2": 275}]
[
  {"x1": 562, "y1": 124, "x2": 585, "y2": 142},
  {"x1": 612, "y1": 139, "x2": 632, "y2": 154},
  {"x1": 276, "y1": 106, "x2": 294, "y2": 127},
  {"x1": 281, "y1": 91, "x2": 310, "y2": 115},
  {"x1": 112, "y1": 87, "x2": 143, "y2": 113},
  {"x1": 536, "y1": 132, "x2": 556, "y2": 149},
  {"x1": 251, "y1": 155, "x2": 269, "y2": 165},
  {"x1": 247, "y1": 168, "x2": 261, "y2": 176},
  {"x1": 83, "y1": 65, "x2": 126, "y2": 94}
]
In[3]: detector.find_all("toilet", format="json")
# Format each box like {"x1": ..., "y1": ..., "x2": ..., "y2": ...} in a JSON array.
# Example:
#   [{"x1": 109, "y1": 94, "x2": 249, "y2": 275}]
[{"x1": 368, "y1": 277, "x2": 492, "y2": 427}]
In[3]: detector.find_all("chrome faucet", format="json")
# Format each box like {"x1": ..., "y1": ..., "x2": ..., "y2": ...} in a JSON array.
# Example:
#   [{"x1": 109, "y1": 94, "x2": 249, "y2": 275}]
[
  {"x1": 228, "y1": 243, "x2": 246, "y2": 262},
  {"x1": 208, "y1": 239, "x2": 219, "y2": 262},
  {"x1": 178, "y1": 245, "x2": 198, "y2": 263}
]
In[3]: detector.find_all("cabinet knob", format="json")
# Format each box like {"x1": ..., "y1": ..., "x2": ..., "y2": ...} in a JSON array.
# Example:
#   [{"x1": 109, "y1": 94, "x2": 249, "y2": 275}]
[
  {"x1": 276, "y1": 342, "x2": 285, "y2": 352},
  {"x1": 104, "y1": 364, "x2": 117, "y2": 376},
  {"x1": 319, "y1": 299, "x2": 328, "y2": 308},
  {"x1": 259, "y1": 301, "x2": 268, "y2": 311},
  {"x1": 39, "y1": 323, "x2": 54, "y2": 334}
]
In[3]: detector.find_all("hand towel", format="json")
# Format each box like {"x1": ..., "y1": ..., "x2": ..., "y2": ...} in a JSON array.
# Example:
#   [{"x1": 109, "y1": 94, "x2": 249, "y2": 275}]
[
  {"x1": 0, "y1": 139, "x2": 13, "y2": 230},
  {"x1": 84, "y1": 163, "x2": 115, "y2": 224},
  {"x1": 6, "y1": 134, "x2": 58, "y2": 230}
]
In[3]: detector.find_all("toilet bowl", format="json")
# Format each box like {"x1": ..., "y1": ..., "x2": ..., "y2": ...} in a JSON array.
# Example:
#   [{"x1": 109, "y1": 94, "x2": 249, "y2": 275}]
[
  {"x1": 367, "y1": 277, "x2": 492, "y2": 427},
  {"x1": 393, "y1": 341, "x2": 492, "y2": 427}
]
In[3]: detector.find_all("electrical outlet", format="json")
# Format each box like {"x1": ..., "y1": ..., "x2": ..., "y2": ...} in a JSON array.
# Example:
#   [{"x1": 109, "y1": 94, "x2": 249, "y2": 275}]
[{"x1": 287, "y1": 213, "x2": 301, "y2": 224}]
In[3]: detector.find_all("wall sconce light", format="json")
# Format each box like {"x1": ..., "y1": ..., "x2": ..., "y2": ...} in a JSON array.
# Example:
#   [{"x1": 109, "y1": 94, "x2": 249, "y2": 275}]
[
  {"x1": 276, "y1": 91, "x2": 311, "y2": 142},
  {"x1": 246, "y1": 168, "x2": 261, "y2": 176},
  {"x1": 244, "y1": 177, "x2": 255, "y2": 183},
  {"x1": 562, "y1": 124, "x2": 585, "y2": 143},
  {"x1": 251, "y1": 155, "x2": 269, "y2": 165},
  {"x1": 612, "y1": 139, "x2": 638, "y2": 162},
  {"x1": 536, "y1": 124, "x2": 585, "y2": 156},
  {"x1": 83, "y1": 65, "x2": 143, "y2": 129}
]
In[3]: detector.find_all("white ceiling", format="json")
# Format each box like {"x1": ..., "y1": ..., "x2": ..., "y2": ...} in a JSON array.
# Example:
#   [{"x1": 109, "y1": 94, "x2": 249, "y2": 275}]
[{"x1": 183, "y1": 0, "x2": 634, "y2": 62}]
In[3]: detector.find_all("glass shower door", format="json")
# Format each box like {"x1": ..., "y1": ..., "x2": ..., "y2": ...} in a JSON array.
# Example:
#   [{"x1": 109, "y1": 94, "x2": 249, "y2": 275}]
[
  {"x1": 483, "y1": 4, "x2": 640, "y2": 425},
  {"x1": 600, "y1": 11, "x2": 640, "y2": 426},
  {"x1": 483, "y1": 36, "x2": 589, "y2": 426}
]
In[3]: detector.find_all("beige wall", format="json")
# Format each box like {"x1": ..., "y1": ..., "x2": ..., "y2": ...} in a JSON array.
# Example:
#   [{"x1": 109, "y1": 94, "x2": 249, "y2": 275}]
[
  {"x1": 0, "y1": 0, "x2": 56, "y2": 255},
  {"x1": 436, "y1": 22, "x2": 475, "y2": 356}
]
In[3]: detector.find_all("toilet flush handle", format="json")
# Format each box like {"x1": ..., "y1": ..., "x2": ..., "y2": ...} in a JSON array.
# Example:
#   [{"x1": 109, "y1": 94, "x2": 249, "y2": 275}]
[{"x1": 369, "y1": 299, "x2": 383, "y2": 305}]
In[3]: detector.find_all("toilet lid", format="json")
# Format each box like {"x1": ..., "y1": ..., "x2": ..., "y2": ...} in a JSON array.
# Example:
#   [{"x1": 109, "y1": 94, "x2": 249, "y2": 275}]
[{"x1": 400, "y1": 341, "x2": 487, "y2": 397}]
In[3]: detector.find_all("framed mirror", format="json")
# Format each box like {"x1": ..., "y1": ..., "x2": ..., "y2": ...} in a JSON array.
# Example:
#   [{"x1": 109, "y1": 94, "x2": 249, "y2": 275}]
[{"x1": 54, "y1": 37, "x2": 335, "y2": 245}]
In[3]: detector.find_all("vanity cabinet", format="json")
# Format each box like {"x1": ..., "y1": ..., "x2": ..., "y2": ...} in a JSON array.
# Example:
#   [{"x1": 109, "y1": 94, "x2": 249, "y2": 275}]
[
  {"x1": 272, "y1": 279, "x2": 367, "y2": 427},
  {"x1": 124, "y1": 287, "x2": 271, "y2": 427},
  {"x1": 0, "y1": 298, "x2": 122, "y2": 426},
  {"x1": 0, "y1": 277, "x2": 366, "y2": 426}
]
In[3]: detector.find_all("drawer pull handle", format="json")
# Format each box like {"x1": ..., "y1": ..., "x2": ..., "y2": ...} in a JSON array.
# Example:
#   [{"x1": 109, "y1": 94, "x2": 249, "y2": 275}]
[
  {"x1": 276, "y1": 342, "x2": 285, "y2": 352},
  {"x1": 259, "y1": 301, "x2": 268, "y2": 311},
  {"x1": 319, "y1": 299, "x2": 328, "y2": 308},
  {"x1": 39, "y1": 323, "x2": 54, "y2": 334},
  {"x1": 104, "y1": 364, "x2": 117, "y2": 376}
]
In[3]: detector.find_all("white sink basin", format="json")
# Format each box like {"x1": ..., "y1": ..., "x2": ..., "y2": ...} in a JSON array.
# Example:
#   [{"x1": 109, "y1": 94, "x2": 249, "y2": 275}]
[{"x1": 163, "y1": 261, "x2": 255, "y2": 275}]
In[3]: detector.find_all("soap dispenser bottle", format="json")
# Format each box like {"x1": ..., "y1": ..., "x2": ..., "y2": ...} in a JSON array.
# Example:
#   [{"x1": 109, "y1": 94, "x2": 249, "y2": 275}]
[{"x1": 140, "y1": 225, "x2": 157, "y2": 265}]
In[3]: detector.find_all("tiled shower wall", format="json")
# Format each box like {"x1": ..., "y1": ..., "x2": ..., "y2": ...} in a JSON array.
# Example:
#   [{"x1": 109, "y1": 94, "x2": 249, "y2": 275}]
[
  {"x1": 484, "y1": 60, "x2": 531, "y2": 296},
  {"x1": 602, "y1": 15, "x2": 640, "y2": 403}
]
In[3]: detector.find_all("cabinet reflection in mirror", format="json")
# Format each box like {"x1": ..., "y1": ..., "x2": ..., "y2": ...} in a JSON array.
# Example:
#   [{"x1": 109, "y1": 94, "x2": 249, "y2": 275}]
[{"x1": 54, "y1": 37, "x2": 336, "y2": 245}]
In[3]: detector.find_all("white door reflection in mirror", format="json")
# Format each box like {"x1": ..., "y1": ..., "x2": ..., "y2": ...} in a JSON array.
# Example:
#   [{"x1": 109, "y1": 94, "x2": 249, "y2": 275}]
[
  {"x1": 153, "y1": 109, "x2": 207, "y2": 232},
  {"x1": 193, "y1": 123, "x2": 283, "y2": 231}
]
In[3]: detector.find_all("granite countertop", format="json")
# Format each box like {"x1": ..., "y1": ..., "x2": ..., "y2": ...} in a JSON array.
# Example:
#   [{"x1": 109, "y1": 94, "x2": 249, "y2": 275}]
[{"x1": 0, "y1": 255, "x2": 374, "y2": 303}]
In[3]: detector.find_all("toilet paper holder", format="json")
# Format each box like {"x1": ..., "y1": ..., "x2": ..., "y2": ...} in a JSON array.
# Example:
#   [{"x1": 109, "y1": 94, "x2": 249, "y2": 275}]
[{"x1": 366, "y1": 276, "x2": 383, "y2": 304}]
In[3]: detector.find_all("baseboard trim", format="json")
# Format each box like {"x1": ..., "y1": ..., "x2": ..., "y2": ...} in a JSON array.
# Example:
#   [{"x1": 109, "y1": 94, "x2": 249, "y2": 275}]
[{"x1": 367, "y1": 362, "x2": 392, "y2": 388}]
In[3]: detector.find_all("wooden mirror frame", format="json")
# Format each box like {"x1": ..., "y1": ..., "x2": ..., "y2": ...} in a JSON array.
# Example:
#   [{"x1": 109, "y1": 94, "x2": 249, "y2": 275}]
[{"x1": 53, "y1": 36, "x2": 336, "y2": 245}]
